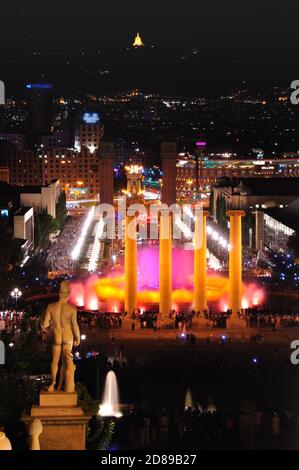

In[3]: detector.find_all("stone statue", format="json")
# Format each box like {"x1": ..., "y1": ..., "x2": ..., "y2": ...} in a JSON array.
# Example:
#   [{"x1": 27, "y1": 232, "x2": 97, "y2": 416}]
[
  {"x1": 28, "y1": 418, "x2": 43, "y2": 450},
  {"x1": 0, "y1": 432, "x2": 12, "y2": 450},
  {"x1": 41, "y1": 280, "x2": 80, "y2": 392}
]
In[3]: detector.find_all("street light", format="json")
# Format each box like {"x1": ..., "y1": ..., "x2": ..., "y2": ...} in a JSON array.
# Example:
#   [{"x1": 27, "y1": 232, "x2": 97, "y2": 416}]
[
  {"x1": 80, "y1": 334, "x2": 87, "y2": 357},
  {"x1": 10, "y1": 288, "x2": 22, "y2": 311}
]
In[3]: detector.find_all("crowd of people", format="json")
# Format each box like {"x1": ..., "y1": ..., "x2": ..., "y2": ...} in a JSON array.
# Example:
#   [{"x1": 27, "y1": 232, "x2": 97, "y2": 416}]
[
  {"x1": 3, "y1": 306, "x2": 299, "y2": 341},
  {"x1": 46, "y1": 215, "x2": 83, "y2": 274},
  {"x1": 78, "y1": 312, "x2": 123, "y2": 331},
  {"x1": 51, "y1": 307, "x2": 299, "y2": 332},
  {"x1": 118, "y1": 405, "x2": 299, "y2": 449},
  {"x1": 0, "y1": 310, "x2": 27, "y2": 335},
  {"x1": 171, "y1": 307, "x2": 299, "y2": 330},
  {"x1": 243, "y1": 308, "x2": 299, "y2": 328}
]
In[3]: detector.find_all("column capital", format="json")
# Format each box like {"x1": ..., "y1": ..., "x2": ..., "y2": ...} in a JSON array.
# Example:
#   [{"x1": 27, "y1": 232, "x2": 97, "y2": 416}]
[{"x1": 226, "y1": 209, "x2": 245, "y2": 217}]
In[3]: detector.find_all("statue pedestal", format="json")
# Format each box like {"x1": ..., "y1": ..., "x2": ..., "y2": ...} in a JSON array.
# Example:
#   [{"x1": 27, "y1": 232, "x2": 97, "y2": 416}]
[{"x1": 23, "y1": 391, "x2": 91, "y2": 450}]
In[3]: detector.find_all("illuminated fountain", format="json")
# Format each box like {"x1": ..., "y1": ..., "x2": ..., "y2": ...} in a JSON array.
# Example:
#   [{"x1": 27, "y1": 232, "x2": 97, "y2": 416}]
[
  {"x1": 84, "y1": 274, "x2": 100, "y2": 311},
  {"x1": 68, "y1": 200, "x2": 264, "y2": 318},
  {"x1": 69, "y1": 245, "x2": 265, "y2": 312},
  {"x1": 98, "y1": 371, "x2": 123, "y2": 418}
]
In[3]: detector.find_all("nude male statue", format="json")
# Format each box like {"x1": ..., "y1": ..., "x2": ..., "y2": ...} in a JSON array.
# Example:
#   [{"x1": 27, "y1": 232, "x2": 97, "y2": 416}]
[{"x1": 41, "y1": 280, "x2": 80, "y2": 392}]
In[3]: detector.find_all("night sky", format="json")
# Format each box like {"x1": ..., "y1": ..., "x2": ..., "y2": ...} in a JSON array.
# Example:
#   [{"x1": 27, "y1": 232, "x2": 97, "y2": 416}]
[{"x1": 0, "y1": 0, "x2": 298, "y2": 95}]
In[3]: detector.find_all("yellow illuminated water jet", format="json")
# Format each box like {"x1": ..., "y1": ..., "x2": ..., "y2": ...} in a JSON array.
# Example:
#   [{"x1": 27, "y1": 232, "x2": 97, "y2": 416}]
[{"x1": 93, "y1": 275, "x2": 229, "y2": 305}]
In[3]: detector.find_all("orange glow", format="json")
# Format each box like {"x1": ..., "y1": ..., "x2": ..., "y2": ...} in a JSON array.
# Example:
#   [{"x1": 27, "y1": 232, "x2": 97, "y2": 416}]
[
  {"x1": 93, "y1": 274, "x2": 229, "y2": 304},
  {"x1": 69, "y1": 274, "x2": 264, "y2": 312}
]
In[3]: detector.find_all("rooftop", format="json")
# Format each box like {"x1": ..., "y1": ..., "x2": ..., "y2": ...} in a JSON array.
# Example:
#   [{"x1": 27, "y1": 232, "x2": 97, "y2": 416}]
[
  {"x1": 14, "y1": 207, "x2": 33, "y2": 216},
  {"x1": 217, "y1": 177, "x2": 299, "y2": 196}
]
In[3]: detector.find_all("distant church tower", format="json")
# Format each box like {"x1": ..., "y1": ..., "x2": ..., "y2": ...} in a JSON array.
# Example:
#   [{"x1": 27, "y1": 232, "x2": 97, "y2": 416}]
[{"x1": 133, "y1": 33, "x2": 144, "y2": 47}]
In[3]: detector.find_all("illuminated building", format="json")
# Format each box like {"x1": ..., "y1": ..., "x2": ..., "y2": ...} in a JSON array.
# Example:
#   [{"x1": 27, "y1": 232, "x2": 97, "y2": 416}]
[
  {"x1": 133, "y1": 33, "x2": 144, "y2": 47},
  {"x1": 176, "y1": 156, "x2": 299, "y2": 197},
  {"x1": 125, "y1": 164, "x2": 144, "y2": 197},
  {"x1": 74, "y1": 112, "x2": 104, "y2": 154},
  {"x1": 255, "y1": 200, "x2": 299, "y2": 253},
  {"x1": 0, "y1": 150, "x2": 42, "y2": 186},
  {"x1": 39, "y1": 149, "x2": 101, "y2": 199},
  {"x1": 213, "y1": 177, "x2": 299, "y2": 251},
  {"x1": 0, "y1": 167, "x2": 9, "y2": 183},
  {"x1": 14, "y1": 207, "x2": 34, "y2": 245},
  {"x1": 213, "y1": 177, "x2": 299, "y2": 218},
  {"x1": 0, "y1": 142, "x2": 109, "y2": 199},
  {"x1": 0, "y1": 180, "x2": 60, "y2": 247},
  {"x1": 195, "y1": 141, "x2": 207, "y2": 193},
  {"x1": 0, "y1": 133, "x2": 26, "y2": 150},
  {"x1": 20, "y1": 179, "x2": 61, "y2": 219},
  {"x1": 26, "y1": 83, "x2": 53, "y2": 147},
  {"x1": 41, "y1": 127, "x2": 70, "y2": 149},
  {"x1": 0, "y1": 182, "x2": 34, "y2": 255}
]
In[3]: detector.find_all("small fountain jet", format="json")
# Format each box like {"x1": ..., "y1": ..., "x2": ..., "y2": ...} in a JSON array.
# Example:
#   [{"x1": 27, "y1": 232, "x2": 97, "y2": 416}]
[{"x1": 99, "y1": 371, "x2": 123, "y2": 418}]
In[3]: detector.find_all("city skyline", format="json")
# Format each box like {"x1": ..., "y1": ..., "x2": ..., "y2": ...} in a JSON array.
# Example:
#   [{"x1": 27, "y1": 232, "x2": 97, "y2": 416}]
[
  {"x1": 1, "y1": 1, "x2": 297, "y2": 54},
  {"x1": 0, "y1": 1, "x2": 298, "y2": 95}
]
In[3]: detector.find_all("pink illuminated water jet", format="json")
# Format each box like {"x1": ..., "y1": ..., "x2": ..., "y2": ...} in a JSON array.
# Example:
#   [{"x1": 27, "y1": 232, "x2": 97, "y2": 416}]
[{"x1": 69, "y1": 246, "x2": 265, "y2": 312}]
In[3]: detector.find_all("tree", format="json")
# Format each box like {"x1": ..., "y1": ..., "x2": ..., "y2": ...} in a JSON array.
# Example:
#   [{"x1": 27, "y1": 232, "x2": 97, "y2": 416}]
[
  {"x1": 34, "y1": 214, "x2": 41, "y2": 247},
  {"x1": 55, "y1": 191, "x2": 67, "y2": 228},
  {"x1": 36, "y1": 211, "x2": 59, "y2": 248},
  {"x1": 216, "y1": 195, "x2": 227, "y2": 229},
  {"x1": 76, "y1": 382, "x2": 115, "y2": 450},
  {"x1": 0, "y1": 216, "x2": 22, "y2": 307},
  {"x1": 0, "y1": 311, "x2": 43, "y2": 447}
]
